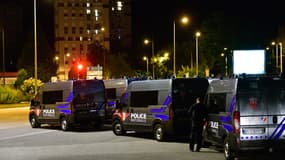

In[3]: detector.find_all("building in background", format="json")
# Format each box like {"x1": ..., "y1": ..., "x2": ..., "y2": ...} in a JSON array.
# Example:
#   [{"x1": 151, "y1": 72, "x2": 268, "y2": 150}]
[{"x1": 54, "y1": 0, "x2": 132, "y2": 80}]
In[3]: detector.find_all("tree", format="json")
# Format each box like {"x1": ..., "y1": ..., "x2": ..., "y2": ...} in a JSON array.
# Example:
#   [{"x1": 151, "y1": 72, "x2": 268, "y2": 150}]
[
  {"x1": 14, "y1": 69, "x2": 29, "y2": 89},
  {"x1": 199, "y1": 12, "x2": 236, "y2": 77},
  {"x1": 20, "y1": 77, "x2": 43, "y2": 100},
  {"x1": 106, "y1": 54, "x2": 134, "y2": 78}
]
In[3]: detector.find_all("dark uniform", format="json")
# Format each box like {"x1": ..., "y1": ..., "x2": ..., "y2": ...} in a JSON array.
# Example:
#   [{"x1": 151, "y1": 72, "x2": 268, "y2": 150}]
[{"x1": 188, "y1": 97, "x2": 207, "y2": 152}]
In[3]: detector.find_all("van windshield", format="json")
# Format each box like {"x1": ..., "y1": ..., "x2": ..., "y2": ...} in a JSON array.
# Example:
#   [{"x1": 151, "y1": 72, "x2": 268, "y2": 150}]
[
  {"x1": 73, "y1": 80, "x2": 105, "y2": 103},
  {"x1": 237, "y1": 79, "x2": 285, "y2": 116}
]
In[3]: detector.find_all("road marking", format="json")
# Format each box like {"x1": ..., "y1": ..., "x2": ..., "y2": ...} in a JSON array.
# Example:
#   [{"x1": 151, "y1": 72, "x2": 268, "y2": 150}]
[{"x1": 0, "y1": 130, "x2": 55, "y2": 141}]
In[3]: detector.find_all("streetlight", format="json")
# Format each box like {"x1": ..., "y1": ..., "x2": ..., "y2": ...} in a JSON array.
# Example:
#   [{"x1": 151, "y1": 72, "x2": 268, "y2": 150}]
[
  {"x1": 173, "y1": 16, "x2": 189, "y2": 76},
  {"x1": 143, "y1": 56, "x2": 149, "y2": 75},
  {"x1": 1, "y1": 28, "x2": 5, "y2": 85},
  {"x1": 272, "y1": 41, "x2": 278, "y2": 72},
  {"x1": 63, "y1": 53, "x2": 70, "y2": 80},
  {"x1": 34, "y1": 0, "x2": 38, "y2": 95},
  {"x1": 279, "y1": 42, "x2": 283, "y2": 74},
  {"x1": 195, "y1": 31, "x2": 201, "y2": 76},
  {"x1": 144, "y1": 38, "x2": 154, "y2": 78},
  {"x1": 221, "y1": 52, "x2": 228, "y2": 77}
]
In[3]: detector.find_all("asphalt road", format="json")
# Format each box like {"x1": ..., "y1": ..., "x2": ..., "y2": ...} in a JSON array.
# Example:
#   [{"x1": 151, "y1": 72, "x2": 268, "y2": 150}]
[{"x1": 0, "y1": 106, "x2": 281, "y2": 160}]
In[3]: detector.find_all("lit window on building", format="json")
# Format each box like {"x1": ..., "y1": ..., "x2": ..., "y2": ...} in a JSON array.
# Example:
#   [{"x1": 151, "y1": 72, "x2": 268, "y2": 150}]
[
  {"x1": 86, "y1": 9, "x2": 91, "y2": 14},
  {"x1": 117, "y1": 1, "x2": 123, "y2": 11},
  {"x1": 95, "y1": 9, "x2": 99, "y2": 16},
  {"x1": 86, "y1": 3, "x2": 90, "y2": 7}
]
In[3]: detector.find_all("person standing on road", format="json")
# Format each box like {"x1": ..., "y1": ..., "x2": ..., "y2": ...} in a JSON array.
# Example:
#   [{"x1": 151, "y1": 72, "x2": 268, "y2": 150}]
[{"x1": 188, "y1": 97, "x2": 207, "y2": 152}]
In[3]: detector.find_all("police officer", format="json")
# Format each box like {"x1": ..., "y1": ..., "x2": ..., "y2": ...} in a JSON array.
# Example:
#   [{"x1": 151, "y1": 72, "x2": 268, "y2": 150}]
[{"x1": 188, "y1": 97, "x2": 207, "y2": 152}]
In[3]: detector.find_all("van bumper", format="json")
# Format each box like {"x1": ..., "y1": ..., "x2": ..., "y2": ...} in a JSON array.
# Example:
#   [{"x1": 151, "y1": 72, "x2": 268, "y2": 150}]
[
  {"x1": 239, "y1": 140, "x2": 285, "y2": 151},
  {"x1": 70, "y1": 110, "x2": 105, "y2": 124}
]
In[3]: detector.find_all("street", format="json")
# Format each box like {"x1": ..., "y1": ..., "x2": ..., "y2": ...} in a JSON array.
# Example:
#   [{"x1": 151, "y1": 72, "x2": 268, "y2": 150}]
[
  {"x1": 0, "y1": 106, "x2": 280, "y2": 160},
  {"x1": 0, "y1": 106, "x2": 225, "y2": 160}
]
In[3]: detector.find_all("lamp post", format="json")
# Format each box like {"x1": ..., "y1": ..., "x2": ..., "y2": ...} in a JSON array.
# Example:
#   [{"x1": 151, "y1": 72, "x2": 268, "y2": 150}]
[
  {"x1": 271, "y1": 42, "x2": 278, "y2": 72},
  {"x1": 34, "y1": 0, "x2": 38, "y2": 95},
  {"x1": 1, "y1": 28, "x2": 5, "y2": 85},
  {"x1": 280, "y1": 42, "x2": 283, "y2": 73},
  {"x1": 221, "y1": 52, "x2": 228, "y2": 77},
  {"x1": 173, "y1": 16, "x2": 189, "y2": 76},
  {"x1": 144, "y1": 39, "x2": 154, "y2": 78},
  {"x1": 143, "y1": 56, "x2": 149, "y2": 75},
  {"x1": 224, "y1": 48, "x2": 228, "y2": 76},
  {"x1": 195, "y1": 31, "x2": 201, "y2": 76}
]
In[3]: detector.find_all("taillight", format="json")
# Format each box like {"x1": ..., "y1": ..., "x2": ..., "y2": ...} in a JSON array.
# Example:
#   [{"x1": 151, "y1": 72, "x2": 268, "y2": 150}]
[
  {"x1": 169, "y1": 104, "x2": 174, "y2": 120},
  {"x1": 70, "y1": 103, "x2": 74, "y2": 113},
  {"x1": 233, "y1": 111, "x2": 240, "y2": 134}
]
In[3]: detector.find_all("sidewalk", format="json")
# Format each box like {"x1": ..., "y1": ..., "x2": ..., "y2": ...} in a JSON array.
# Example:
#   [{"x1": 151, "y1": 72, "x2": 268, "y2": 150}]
[{"x1": 0, "y1": 102, "x2": 30, "y2": 109}]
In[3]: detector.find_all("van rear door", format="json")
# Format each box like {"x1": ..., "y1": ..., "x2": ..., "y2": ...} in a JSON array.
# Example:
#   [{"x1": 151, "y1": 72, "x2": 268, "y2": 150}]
[
  {"x1": 266, "y1": 80, "x2": 285, "y2": 143},
  {"x1": 238, "y1": 79, "x2": 285, "y2": 147},
  {"x1": 238, "y1": 79, "x2": 268, "y2": 144}
]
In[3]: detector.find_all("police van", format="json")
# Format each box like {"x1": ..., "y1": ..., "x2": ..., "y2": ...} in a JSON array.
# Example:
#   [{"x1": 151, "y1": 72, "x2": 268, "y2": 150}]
[
  {"x1": 103, "y1": 79, "x2": 128, "y2": 123},
  {"x1": 203, "y1": 77, "x2": 285, "y2": 160},
  {"x1": 112, "y1": 78, "x2": 209, "y2": 141},
  {"x1": 29, "y1": 79, "x2": 106, "y2": 131}
]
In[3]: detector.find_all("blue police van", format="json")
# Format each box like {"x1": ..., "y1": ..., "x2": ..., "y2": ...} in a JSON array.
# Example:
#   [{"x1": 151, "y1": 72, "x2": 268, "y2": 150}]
[
  {"x1": 203, "y1": 76, "x2": 285, "y2": 160},
  {"x1": 112, "y1": 78, "x2": 209, "y2": 141},
  {"x1": 29, "y1": 79, "x2": 106, "y2": 131}
]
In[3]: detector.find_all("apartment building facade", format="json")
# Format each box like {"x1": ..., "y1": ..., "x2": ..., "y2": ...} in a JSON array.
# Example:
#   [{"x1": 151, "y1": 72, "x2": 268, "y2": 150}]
[{"x1": 54, "y1": 0, "x2": 132, "y2": 80}]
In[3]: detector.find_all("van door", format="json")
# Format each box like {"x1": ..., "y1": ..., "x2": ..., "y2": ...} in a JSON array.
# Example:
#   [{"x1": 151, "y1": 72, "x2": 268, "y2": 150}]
[
  {"x1": 38, "y1": 90, "x2": 63, "y2": 124},
  {"x1": 266, "y1": 80, "x2": 285, "y2": 144},
  {"x1": 238, "y1": 80, "x2": 269, "y2": 144},
  {"x1": 238, "y1": 79, "x2": 285, "y2": 150},
  {"x1": 204, "y1": 93, "x2": 228, "y2": 145},
  {"x1": 123, "y1": 91, "x2": 157, "y2": 131},
  {"x1": 172, "y1": 78, "x2": 209, "y2": 134}
]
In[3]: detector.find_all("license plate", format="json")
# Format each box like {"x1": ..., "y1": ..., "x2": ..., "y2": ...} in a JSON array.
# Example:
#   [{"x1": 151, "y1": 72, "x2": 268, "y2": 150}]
[{"x1": 242, "y1": 128, "x2": 265, "y2": 134}]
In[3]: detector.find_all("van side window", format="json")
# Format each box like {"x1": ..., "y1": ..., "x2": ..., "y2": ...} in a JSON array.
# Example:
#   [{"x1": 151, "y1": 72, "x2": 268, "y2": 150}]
[
  {"x1": 207, "y1": 93, "x2": 227, "y2": 113},
  {"x1": 130, "y1": 91, "x2": 158, "y2": 107},
  {"x1": 43, "y1": 90, "x2": 63, "y2": 104}
]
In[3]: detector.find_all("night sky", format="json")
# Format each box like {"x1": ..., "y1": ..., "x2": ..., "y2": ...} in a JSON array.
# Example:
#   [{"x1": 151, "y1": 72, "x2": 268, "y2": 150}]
[
  {"x1": 132, "y1": 0, "x2": 284, "y2": 49},
  {"x1": 1, "y1": 0, "x2": 284, "y2": 71}
]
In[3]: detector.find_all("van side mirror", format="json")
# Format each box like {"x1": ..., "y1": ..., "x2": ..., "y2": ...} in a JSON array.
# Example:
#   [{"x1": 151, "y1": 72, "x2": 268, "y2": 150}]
[
  {"x1": 31, "y1": 99, "x2": 35, "y2": 106},
  {"x1": 31, "y1": 99, "x2": 39, "y2": 106},
  {"x1": 115, "y1": 100, "x2": 122, "y2": 110}
]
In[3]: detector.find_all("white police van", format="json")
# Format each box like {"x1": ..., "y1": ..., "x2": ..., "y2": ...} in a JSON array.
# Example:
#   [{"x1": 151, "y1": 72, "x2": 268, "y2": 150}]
[
  {"x1": 29, "y1": 79, "x2": 106, "y2": 131},
  {"x1": 112, "y1": 78, "x2": 209, "y2": 141},
  {"x1": 203, "y1": 76, "x2": 285, "y2": 160},
  {"x1": 103, "y1": 79, "x2": 128, "y2": 123}
]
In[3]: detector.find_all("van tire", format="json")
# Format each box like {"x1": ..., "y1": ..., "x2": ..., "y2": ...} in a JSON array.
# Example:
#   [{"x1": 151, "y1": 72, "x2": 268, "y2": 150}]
[
  {"x1": 112, "y1": 120, "x2": 125, "y2": 135},
  {"x1": 224, "y1": 137, "x2": 235, "y2": 160},
  {"x1": 154, "y1": 124, "x2": 165, "y2": 141},
  {"x1": 61, "y1": 117, "x2": 69, "y2": 131},
  {"x1": 30, "y1": 115, "x2": 40, "y2": 128}
]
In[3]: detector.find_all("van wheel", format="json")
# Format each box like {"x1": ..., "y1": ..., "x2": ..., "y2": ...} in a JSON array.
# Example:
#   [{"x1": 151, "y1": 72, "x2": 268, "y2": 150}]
[
  {"x1": 154, "y1": 124, "x2": 165, "y2": 141},
  {"x1": 30, "y1": 115, "x2": 40, "y2": 128},
  {"x1": 224, "y1": 138, "x2": 235, "y2": 160},
  {"x1": 112, "y1": 120, "x2": 125, "y2": 135},
  {"x1": 61, "y1": 117, "x2": 69, "y2": 131}
]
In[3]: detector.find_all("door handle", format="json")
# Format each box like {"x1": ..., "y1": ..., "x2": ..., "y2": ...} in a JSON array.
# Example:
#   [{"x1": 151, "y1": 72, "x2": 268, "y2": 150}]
[{"x1": 273, "y1": 116, "x2": 278, "y2": 124}]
